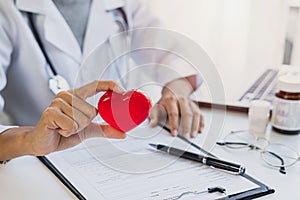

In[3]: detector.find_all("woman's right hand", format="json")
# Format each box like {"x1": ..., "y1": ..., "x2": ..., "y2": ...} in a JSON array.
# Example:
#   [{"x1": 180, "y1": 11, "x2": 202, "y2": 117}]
[{"x1": 26, "y1": 80, "x2": 126, "y2": 156}]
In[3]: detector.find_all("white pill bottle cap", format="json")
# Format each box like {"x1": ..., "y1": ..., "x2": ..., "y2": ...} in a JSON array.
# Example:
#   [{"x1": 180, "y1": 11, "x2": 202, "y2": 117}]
[{"x1": 277, "y1": 68, "x2": 300, "y2": 93}]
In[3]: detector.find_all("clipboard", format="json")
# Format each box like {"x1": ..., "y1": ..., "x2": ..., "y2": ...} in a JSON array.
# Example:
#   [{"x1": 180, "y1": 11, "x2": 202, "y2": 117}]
[
  {"x1": 37, "y1": 156, "x2": 86, "y2": 200},
  {"x1": 227, "y1": 173, "x2": 275, "y2": 200},
  {"x1": 38, "y1": 125, "x2": 275, "y2": 200},
  {"x1": 163, "y1": 126, "x2": 275, "y2": 200}
]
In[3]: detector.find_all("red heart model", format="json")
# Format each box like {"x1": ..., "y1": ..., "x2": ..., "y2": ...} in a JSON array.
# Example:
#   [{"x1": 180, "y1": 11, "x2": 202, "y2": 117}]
[{"x1": 98, "y1": 90, "x2": 152, "y2": 132}]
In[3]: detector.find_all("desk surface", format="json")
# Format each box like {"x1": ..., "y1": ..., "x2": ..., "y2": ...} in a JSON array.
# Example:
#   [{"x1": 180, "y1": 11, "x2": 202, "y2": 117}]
[
  {"x1": 208, "y1": 110, "x2": 300, "y2": 200},
  {"x1": 0, "y1": 109, "x2": 299, "y2": 199}
]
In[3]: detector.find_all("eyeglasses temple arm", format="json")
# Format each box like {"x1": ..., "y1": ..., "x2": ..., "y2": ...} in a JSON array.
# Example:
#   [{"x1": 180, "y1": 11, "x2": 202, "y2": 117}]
[
  {"x1": 264, "y1": 150, "x2": 286, "y2": 174},
  {"x1": 216, "y1": 142, "x2": 249, "y2": 146}
]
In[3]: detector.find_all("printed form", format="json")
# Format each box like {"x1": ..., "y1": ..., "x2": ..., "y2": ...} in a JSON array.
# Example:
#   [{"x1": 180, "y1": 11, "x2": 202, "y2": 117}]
[{"x1": 46, "y1": 124, "x2": 258, "y2": 199}]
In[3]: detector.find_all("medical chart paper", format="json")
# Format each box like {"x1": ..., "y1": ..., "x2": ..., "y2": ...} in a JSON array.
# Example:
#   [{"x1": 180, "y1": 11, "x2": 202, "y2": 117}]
[{"x1": 46, "y1": 124, "x2": 258, "y2": 200}]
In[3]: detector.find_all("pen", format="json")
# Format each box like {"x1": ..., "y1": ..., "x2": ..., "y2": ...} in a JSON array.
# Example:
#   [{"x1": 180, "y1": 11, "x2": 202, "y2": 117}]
[
  {"x1": 157, "y1": 123, "x2": 216, "y2": 158},
  {"x1": 149, "y1": 144, "x2": 246, "y2": 175}
]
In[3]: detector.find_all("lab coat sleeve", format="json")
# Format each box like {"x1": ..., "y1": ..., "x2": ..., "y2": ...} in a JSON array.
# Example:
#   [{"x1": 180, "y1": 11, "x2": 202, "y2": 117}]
[
  {"x1": 126, "y1": 0, "x2": 201, "y2": 86},
  {"x1": 0, "y1": 10, "x2": 17, "y2": 133}
]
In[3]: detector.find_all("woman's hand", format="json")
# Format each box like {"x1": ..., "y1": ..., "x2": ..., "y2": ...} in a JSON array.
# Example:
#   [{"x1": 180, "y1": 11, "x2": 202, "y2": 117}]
[
  {"x1": 26, "y1": 80, "x2": 126, "y2": 156},
  {"x1": 148, "y1": 76, "x2": 204, "y2": 139},
  {"x1": 149, "y1": 94, "x2": 204, "y2": 139}
]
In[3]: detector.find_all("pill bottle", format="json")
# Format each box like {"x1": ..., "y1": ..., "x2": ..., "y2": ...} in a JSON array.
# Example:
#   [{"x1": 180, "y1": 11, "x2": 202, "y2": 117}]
[
  {"x1": 248, "y1": 100, "x2": 271, "y2": 134},
  {"x1": 271, "y1": 72, "x2": 300, "y2": 134}
]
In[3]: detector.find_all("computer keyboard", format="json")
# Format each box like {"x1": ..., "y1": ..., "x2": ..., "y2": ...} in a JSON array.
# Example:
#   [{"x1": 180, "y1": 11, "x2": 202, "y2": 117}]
[{"x1": 239, "y1": 69, "x2": 278, "y2": 103}]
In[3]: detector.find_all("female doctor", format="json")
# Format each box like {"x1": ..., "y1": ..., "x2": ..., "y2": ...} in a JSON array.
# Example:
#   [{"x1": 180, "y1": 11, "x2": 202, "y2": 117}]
[{"x1": 0, "y1": 0, "x2": 204, "y2": 162}]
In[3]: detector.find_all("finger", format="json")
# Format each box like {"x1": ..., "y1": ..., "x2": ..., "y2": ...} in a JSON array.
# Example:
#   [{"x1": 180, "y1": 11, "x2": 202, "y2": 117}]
[
  {"x1": 178, "y1": 97, "x2": 193, "y2": 139},
  {"x1": 164, "y1": 96, "x2": 179, "y2": 136},
  {"x1": 55, "y1": 91, "x2": 97, "y2": 120},
  {"x1": 149, "y1": 104, "x2": 159, "y2": 127},
  {"x1": 148, "y1": 104, "x2": 167, "y2": 127},
  {"x1": 51, "y1": 98, "x2": 92, "y2": 132},
  {"x1": 190, "y1": 102, "x2": 201, "y2": 138},
  {"x1": 43, "y1": 107, "x2": 78, "y2": 137},
  {"x1": 73, "y1": 80, "x2": 125, "y2": 100}
]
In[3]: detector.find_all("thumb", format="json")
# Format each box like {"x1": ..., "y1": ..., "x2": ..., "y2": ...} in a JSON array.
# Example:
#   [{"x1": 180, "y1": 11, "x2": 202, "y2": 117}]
[{"x1": 54, "y1": 123, "x2": 126, "y2": 152}]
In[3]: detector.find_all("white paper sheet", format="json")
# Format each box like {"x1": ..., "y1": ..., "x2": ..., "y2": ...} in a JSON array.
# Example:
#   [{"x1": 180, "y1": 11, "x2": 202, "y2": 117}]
[{"x1": 46, "y1": 124, "x2": 258, "y2": 200}]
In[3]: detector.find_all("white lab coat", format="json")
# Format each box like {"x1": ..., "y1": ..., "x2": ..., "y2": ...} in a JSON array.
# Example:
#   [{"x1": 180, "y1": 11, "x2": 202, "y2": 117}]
[{"x1": 0, "y1": 0, "x2": 197, "y2": 132}]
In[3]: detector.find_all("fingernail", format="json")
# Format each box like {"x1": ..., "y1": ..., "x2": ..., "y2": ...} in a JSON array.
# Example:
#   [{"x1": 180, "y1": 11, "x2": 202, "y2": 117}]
[
  {"x1": 192, "y1": 131, "x2": 197, "y2": 138},
  {"x1": 114, "y1": 85, "x2": 125, "y2": 93},
  {"x1": 173, "y1": 129, "x2": 178, "y2": 136},
  {"x1": 74, "y1": 121, "x2": 79, "y2": 132},
  {"x1": 149, "y1": 119, "x2": 156, "y2": 127}
]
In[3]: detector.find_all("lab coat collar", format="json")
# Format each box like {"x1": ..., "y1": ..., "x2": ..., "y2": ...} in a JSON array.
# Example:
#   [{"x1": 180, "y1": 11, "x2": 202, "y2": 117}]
[
  {"x1": 16, "y1": 0, "x2": 82, "y2": 64},
  {"x1": 16, "y1": 0, "x2": 46, "y2": 14}
]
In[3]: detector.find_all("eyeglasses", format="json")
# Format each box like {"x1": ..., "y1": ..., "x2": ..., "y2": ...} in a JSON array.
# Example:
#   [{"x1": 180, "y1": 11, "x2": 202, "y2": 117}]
[{"x1": 216, "y1": 130, "x2": 300, "y2": 174}]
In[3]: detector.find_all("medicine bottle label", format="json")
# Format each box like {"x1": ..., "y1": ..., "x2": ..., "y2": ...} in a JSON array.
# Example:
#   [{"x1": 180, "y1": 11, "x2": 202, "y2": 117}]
[{"x1": 271, "y1": 97, "x2": 300, "y2": 131}]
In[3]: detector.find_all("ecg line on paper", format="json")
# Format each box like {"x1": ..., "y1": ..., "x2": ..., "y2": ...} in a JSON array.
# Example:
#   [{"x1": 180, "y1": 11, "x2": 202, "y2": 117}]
[{"x1": 163, "y1": 190, "x2": 207, "y2": 200}]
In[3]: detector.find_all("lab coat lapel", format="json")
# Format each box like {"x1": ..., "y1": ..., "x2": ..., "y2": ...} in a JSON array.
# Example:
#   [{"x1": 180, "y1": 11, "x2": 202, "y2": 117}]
[
  {"x1": 83, "y1": 0, "x2": 125, "y2": 59},
  {"x1": 83, "y1": 0, "x2": 110, "y2": 58},
  {"x1": 16, "y1": 0, "x2": 82, "y2": 64}
]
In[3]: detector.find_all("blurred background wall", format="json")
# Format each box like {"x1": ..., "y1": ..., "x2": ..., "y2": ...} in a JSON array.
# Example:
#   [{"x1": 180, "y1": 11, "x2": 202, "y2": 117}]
[{"x1": 148, "y1": 0, "x2": 300, "y2": 73}]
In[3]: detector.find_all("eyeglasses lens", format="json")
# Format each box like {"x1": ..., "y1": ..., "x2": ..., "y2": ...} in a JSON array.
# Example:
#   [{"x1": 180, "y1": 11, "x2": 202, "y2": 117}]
[{"x1": 261, "y1": 144, "x2": 298, "y2": 167}]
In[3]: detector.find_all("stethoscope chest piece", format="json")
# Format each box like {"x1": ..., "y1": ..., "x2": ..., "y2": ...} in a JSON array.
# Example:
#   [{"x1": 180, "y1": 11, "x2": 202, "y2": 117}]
[{"x1": 49, "y1": 75, "x2": 70, "y2": 95}]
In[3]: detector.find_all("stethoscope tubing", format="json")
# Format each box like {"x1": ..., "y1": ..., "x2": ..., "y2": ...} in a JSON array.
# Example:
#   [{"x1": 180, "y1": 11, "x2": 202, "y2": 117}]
[{"x1": 27, "y1": 8, "x2": 129, "y2": 94}]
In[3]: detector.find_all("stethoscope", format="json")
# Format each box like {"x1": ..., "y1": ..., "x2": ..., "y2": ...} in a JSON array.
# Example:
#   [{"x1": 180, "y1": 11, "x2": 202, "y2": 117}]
[{"x1": 28, "y1": 8, "x2": 129, "y2": 95}]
